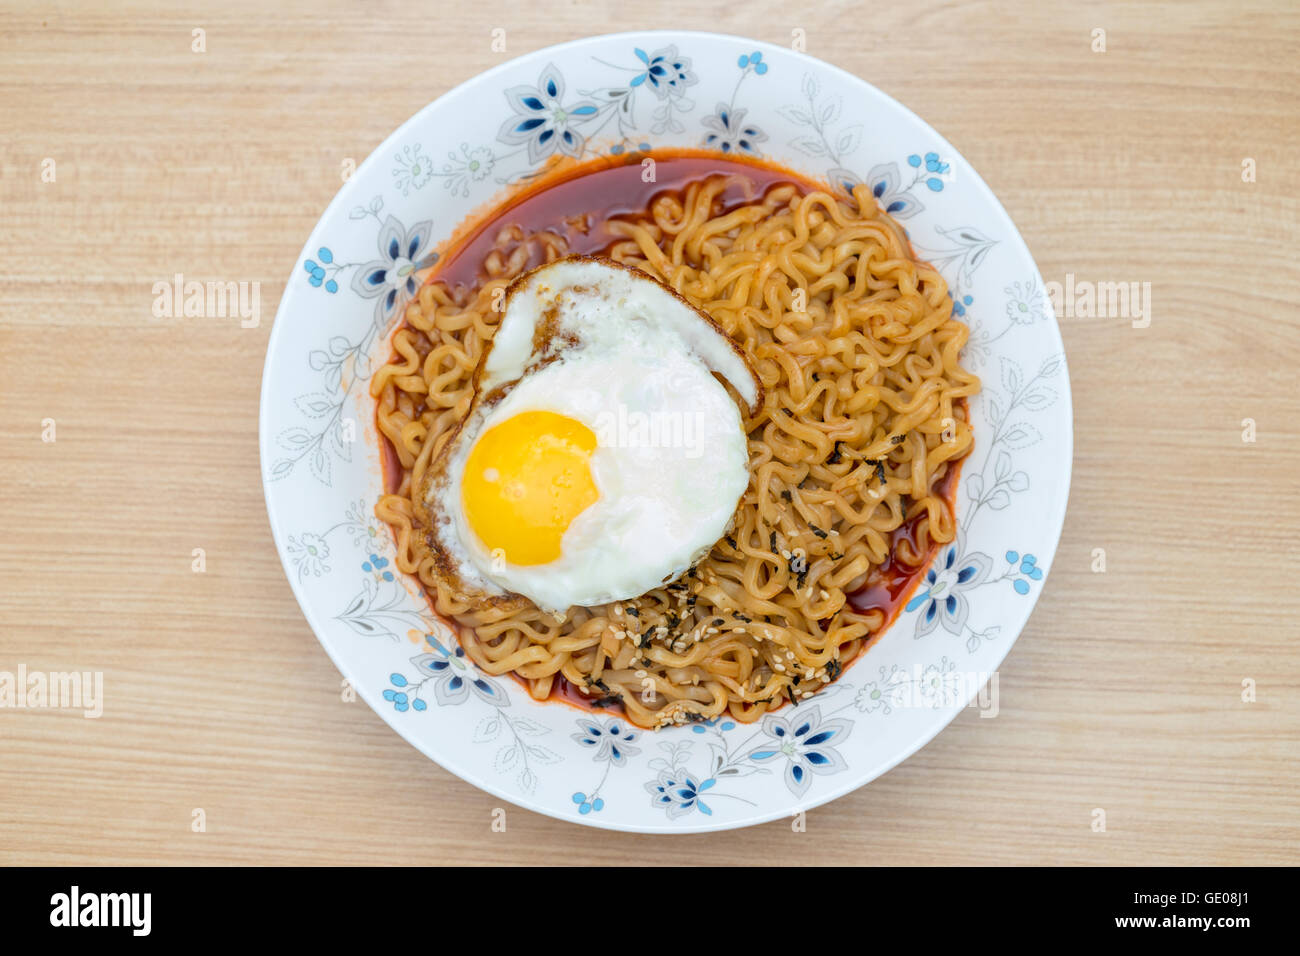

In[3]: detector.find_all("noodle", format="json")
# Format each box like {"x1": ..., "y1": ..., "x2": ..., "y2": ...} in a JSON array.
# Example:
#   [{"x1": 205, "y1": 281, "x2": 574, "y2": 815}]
[{"x1": 370, "y1": 167, "x2": 979, "y2": 729}]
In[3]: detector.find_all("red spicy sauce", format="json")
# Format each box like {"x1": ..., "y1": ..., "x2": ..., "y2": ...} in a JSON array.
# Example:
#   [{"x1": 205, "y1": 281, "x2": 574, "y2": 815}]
[
  {"x1": 375, "y1": 149, "x2": 966, "y2": 717},
  {"x1": 845, "y1": 456, "x2": 964, "y2": 629},
  {"x1": 426, "y1": 149, "x2": 815, "y2": 300}
]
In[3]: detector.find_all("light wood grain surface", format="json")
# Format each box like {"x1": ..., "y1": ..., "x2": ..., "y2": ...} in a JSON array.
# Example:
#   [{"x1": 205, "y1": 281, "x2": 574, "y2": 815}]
[{"x1": 2, "y1": 0, "x2": 1298, "y2": 866}]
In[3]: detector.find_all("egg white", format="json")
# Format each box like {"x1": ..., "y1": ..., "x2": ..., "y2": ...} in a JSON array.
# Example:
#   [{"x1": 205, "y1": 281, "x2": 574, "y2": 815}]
[{"x1": 429, "y1": 258, "x2": 760, "y2": 613}]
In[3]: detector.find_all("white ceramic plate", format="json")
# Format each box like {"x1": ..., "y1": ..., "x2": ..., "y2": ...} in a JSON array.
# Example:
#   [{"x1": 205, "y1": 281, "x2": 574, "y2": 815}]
[{"x1": 259, "y1": 31, "x2": 1072, "y2": 832}]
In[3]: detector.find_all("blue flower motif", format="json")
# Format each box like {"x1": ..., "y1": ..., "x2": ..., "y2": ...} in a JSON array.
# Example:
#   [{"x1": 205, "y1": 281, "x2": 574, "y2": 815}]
[
  {"x1": 645, "y1": 769, "x2": 715, "y2": 817},
  {"x1": 747, "y1": 705, "x2": 852, "y2": 797},
  {"x1": 737, "y1": 50, "x2": 768, "y2": 74},
  {"x1": 904, "y1": 533, "x2": 992, "y2": 637},
  {"x1": 497, "y1": 63, "x2": 599, "y2": 164},
  {"x1": 350, "y1": 215, "x2": 438, "y2": 331},
  {"x1": 702, "y1": 104, "x2": 767, "y2": 154},
  {"x1": 833, "y1": 163, "x2": 925, "y2": 219},
  {"x1": 836, "y1": 152, "x2": 950, "y2": 215},
  {"x1": 631, "y1": 46, "x2": 697, "y2": 99},
  {"x1": 409, "y1": 637, "x2": 507, "y2": 708},
  {"x1": 572, "y1": 717, "x2": 641, "y2": 765}
]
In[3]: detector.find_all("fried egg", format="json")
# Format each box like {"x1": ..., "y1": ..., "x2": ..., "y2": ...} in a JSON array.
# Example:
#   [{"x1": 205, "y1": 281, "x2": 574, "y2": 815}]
[{"x1": 417, "y1": 256, "x2": 762, "y2": 613}]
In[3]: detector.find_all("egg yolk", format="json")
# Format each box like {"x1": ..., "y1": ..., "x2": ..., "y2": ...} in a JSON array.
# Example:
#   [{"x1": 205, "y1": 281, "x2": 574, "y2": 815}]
[{"x1": 461, "y1": 410, "x2": 599, "y2": 566}]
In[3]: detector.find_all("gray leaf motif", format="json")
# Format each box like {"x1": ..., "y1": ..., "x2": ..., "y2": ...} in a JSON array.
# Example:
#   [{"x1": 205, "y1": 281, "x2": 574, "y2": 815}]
[
  {"x1": 293, "y1": 393, "x2": 334, "y2": 419},
  {"x1": 518, "y1": 767, "x2": 538, "y2": 795},
  {"x1": 277, "y1": 427, "x2": 312, "y2": 453},
  {"x1": 474, "y1": 715, "x2": 501, "y2": 743},
  {"x1": 307, "y1": 443, "x2": 330, "y2": 485},
  {"x1": 790, "y1": 135, "x2": 826, "y2": 157},
  {"x1": 348, "y1": 195, "x2": 384, "y2": 220},
  {"x1": 919, "y1": 226, "x2": 1000, "y2": 288},
  {"x1": 334, "y1": 578, "x2": 427, "y2": 640},
  {"x1": 494, "y1": 744, "x2": 520, "y2": 774},
  {"x1": 511, "y1": 716, "x2": 550, "y2": 738},
  {"x1": 835, "y1": 125, "x2": 863, "y2": 156},
  {"x1": 777, "y1": 104, "x2": 813, "y2": 126},
  {"x1": 1021, "y1": 386, "x2": 1058, "y2": 411},
  {"x1": 984, "y1": 397, "x2": 1003, "y2": 428},
  {"x1": 1001, "y1": 421, "x2": 1043, "y2": 451},
  {"x1": 1000, "y1": 356, "x2": 1022, "y2": 394},
  {"x1": 327, "y1": 423, "x2": 352, "y2": 463},
  {"x1": 994, "y1": 450, "x2": 1013, "y2": 481},
  {"x1": 527, "y1": 745, "x2": 560, "y2": 765},
  {"x1": 994, "y1": 450, "x2": 1031, "y2": 494},
  {"x1": 819, "y1": 96, "x2": 841, "y2": 126}
]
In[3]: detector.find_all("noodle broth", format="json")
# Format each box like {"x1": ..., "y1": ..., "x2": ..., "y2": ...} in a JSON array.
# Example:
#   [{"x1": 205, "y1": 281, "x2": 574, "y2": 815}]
[{"x1": 372, "y1": 149, "x2": 976, "y2": 729}]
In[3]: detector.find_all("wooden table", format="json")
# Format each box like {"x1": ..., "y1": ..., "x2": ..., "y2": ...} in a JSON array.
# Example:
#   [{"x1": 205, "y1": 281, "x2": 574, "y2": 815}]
[{"x1": 2, "y1": 1, "x2": 1297, "y2": 866}]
